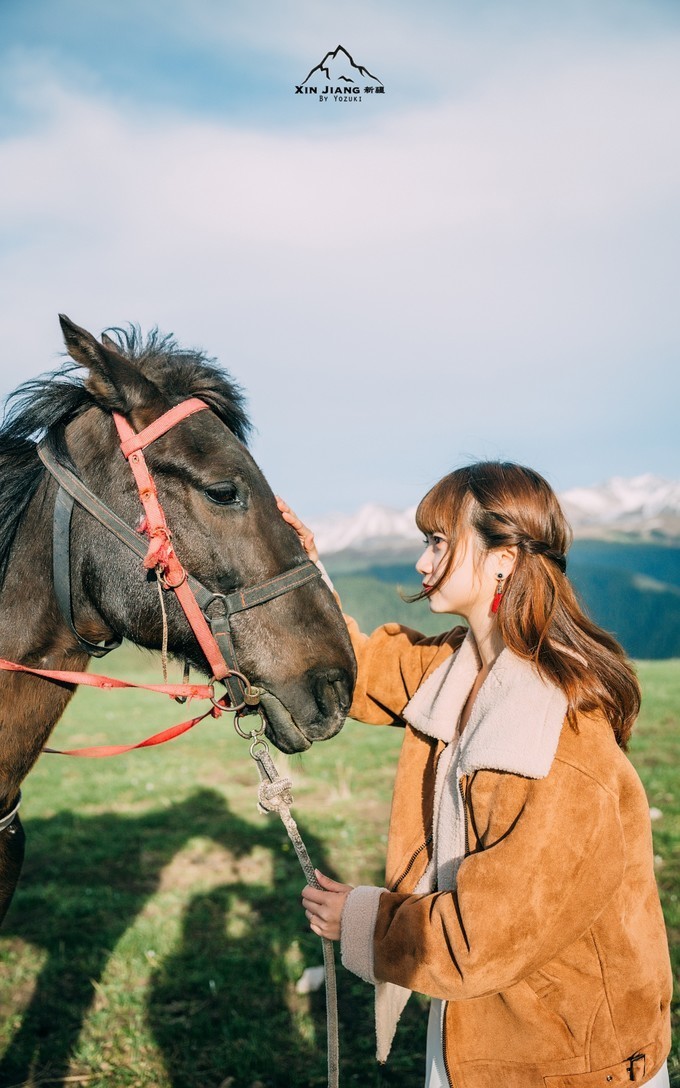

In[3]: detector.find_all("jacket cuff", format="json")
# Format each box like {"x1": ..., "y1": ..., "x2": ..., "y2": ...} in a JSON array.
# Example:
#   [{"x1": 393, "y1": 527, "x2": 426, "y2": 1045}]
[{"x1": 341, "y1": 885, "x2": 386, "y2": 984}]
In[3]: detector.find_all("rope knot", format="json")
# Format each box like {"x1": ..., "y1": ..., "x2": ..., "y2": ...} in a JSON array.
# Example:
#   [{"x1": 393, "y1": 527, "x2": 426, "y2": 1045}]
[
  {"x1": 136, "y1": 515, "x2": 175, "y2": 571},
  {"x1": 144, "y1": 532, "x2": 174, "y2": 571},
  {"x1": 257, "y1": 777, "x2": 294, "y2": 813}
]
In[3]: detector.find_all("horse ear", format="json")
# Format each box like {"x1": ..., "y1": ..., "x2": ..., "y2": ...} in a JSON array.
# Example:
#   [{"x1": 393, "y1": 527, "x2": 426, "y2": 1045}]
[
  {"x1": 59, "y1": 314, "x2": 163, "y2": 416},
  {"x1": 100, "y1": 331, "x2": 123, "y2": 353}
]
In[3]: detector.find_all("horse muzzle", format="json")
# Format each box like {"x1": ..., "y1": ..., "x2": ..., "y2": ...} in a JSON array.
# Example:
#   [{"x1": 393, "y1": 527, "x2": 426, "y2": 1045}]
[{"x1": 257, "y1": 666, "x2": 353, "y2": 754}]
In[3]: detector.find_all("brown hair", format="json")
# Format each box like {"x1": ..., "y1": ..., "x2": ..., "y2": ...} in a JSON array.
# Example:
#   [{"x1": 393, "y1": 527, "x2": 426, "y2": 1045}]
[{"x1": 415, "y1": 462, "x2": 640, "y2": 747}]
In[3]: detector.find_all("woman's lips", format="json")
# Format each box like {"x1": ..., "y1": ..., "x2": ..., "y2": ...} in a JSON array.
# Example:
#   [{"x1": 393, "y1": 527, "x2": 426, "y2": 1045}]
[{"x1": 423, "y1": 583, "x2": 435, "y2": 594}]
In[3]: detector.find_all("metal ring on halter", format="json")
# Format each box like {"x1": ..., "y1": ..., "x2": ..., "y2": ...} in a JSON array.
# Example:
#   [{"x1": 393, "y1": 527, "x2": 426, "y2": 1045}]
[
  {"x1": 158, "y1": 567, "x2": 188, "y2": 590},
  {"x1": 210, "y1": 691, "x2": 247, "y2": 714},
  {"x1": 233, "y1": 705, "x2": 267, "y2": 740},
  {"x1": 249, "y1": 736, "x2": 270, "y2": 759},
  {"x1": 211, "y1": 668, "x2": 257, "y2": 712}
]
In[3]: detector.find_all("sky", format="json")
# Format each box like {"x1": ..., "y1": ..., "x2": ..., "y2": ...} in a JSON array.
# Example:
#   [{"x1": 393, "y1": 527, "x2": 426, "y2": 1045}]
[{"x1": 1, "y1": 0, "x2": 679, "y2": 520}]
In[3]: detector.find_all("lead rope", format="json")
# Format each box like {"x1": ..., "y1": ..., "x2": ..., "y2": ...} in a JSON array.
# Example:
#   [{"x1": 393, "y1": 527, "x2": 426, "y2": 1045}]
[
  {"x1": 155, "y1": 571, "x2": 191, "y2": 704},
  {"x1": 235, "y1": 712, "x2": 340, "y2": 1088},
  {"x1": 156, "y1": 574, "x2": 170, "y2": 684}
]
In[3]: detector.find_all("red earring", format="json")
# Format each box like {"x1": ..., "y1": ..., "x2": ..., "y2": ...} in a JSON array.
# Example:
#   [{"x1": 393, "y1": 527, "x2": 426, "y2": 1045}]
[{"x1": 491, "y1": 573, "x2": 504, "y2": 614}]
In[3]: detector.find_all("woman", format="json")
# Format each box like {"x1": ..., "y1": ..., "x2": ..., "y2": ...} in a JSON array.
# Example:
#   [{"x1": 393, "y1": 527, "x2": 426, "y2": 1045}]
[{"x1": 279, "y1": 461, "x2": 673, "y2": 1088}]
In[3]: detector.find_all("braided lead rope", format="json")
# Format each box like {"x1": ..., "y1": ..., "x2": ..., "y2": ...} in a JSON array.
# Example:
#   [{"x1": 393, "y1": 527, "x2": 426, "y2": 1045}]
[
  {"x1": 250, "y1": 739, "x2": 340, "y2": 1088},
  {"x1": 156, "y1": 572, "x2": 170, "y2": 683}
]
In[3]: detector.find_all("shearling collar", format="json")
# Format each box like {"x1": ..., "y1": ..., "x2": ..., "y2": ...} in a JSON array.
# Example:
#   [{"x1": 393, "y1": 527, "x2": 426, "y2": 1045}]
[{"x1": 403, "y1": 629, "x2": 568, "y2": 780}]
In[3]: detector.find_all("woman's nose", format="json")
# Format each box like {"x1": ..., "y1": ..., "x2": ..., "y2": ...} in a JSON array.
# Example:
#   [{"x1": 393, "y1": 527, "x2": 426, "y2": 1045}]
[{"x1": 416, "y1": 548, "x2": 431, "y2": 575}]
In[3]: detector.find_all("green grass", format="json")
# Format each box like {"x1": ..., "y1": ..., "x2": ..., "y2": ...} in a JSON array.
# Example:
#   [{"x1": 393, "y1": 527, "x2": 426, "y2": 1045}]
[{"x1": 0, "y1": 647, "x2": 677, "y2": 1087}]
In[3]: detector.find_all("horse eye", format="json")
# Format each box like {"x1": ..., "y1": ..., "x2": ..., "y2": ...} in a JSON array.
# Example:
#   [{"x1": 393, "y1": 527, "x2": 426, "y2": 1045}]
[{"x1": 205, "y1": 482, "x2": 240, "y2": 506}]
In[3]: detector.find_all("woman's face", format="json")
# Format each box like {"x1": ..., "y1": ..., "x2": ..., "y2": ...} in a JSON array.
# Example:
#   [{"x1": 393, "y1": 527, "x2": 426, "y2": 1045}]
[{"x1": 416, "y1": 529, "x2": 487, "y2": 617}]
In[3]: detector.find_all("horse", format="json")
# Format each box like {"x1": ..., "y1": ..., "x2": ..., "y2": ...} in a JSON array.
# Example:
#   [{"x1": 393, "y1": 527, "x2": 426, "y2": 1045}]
[{"x1": 0, "y1": 315, "x2": 356, "y2": 925}]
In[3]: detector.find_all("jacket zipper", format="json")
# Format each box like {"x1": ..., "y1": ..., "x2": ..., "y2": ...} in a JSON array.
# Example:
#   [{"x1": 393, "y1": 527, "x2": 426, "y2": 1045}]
[
  {"x1": 390, "y1": 834, "x2": 432, "y2": 891},
  {"x1": 459, "y1": 773, "x2": 469, "y2": 856},
  {"x1": 442, "y1": 1000, "x2": 454, "y2": 1087},
  {"x1": 391, "y1": 746, "x2": 444, "y2": 890}
]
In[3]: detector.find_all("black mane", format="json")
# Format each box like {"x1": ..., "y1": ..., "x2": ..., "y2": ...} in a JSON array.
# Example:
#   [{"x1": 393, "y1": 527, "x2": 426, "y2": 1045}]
[{"x1": 0, "y1": 325, "x2": 252, "y2": 587}]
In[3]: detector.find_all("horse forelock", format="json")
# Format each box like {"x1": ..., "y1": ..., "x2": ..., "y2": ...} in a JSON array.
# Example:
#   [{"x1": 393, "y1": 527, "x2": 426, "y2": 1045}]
[{"x1": 101, "y1": 325, "x2": 252, "y2": 445}]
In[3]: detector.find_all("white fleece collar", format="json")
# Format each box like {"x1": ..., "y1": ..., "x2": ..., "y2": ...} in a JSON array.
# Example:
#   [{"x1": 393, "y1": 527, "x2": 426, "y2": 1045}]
[{"x1": 403, "y1": 630, "x2": 568, "y2": 780}]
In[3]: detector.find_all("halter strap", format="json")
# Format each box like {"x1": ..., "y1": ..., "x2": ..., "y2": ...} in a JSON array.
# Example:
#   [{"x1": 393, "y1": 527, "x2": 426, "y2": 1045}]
[
  {"x1": 52, "y1": 485, "x2": 122, "y2": 657},
  {"x1": 0, "y1": 791, "x2": 21, "y2": 833},
  {"x1": 117, "y1": 398, "x2": 209, "y2": 457},
  {"x1": 112, "y1": 400, "x2": 230, "y2": 682}
]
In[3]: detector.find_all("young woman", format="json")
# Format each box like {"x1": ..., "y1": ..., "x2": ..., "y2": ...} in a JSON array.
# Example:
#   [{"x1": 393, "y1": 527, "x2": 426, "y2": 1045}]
[{"x1": 278, "y1": 461, "x2": 672, "y2": 1088}]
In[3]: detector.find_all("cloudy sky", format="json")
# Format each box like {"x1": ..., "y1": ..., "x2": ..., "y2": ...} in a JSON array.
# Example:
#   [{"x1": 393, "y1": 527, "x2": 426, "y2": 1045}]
[{"x1": 1, "y1": 0, "x2": 679, "y2": 519}]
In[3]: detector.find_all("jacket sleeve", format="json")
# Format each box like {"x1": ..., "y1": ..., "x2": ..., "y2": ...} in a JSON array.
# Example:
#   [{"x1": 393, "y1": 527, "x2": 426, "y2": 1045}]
[
  {"x1": 343, "y1": 611, "x2": 467, "y2": 726},
  {"x1": 343, "y1": 761, "x2": 626, "y2": 999}
]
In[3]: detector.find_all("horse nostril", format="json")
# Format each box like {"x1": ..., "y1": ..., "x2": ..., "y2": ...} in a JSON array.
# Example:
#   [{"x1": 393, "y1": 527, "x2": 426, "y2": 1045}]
[{"x1": 312, "y1": 668, "x2": 353, "y2": 719}]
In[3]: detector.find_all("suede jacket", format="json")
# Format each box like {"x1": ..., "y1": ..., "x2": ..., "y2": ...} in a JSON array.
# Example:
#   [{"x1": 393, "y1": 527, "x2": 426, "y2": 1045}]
[{"x1": 339, "y1": 614, "x2": 673, "y2": 1088}]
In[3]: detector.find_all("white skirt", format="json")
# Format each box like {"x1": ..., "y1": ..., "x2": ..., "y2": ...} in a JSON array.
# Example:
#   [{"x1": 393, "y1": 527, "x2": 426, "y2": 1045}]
[
  {"x1": 423, "y1": 999, "x2": 448, "y2": 1088},
  {"x1": 425, "y1": 998, "x2": 670, "y2": 1088}
]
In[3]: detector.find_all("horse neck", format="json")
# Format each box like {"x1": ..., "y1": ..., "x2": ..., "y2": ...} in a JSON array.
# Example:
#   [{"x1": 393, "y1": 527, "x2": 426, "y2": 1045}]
[{"x1": 0, "y1": 473, "x2": 90, "y2": 758}]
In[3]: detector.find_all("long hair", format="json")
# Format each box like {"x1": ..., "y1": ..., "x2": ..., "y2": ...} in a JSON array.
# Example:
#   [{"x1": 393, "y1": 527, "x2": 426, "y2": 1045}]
[{"x1": 415, "y1": 461, "x2": 640, "y2": 748}]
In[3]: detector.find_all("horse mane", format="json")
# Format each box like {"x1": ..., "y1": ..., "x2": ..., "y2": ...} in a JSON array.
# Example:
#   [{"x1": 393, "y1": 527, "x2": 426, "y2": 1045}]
[{"x1": 0, "y1": 325, "x2": 252, "y2": 588}]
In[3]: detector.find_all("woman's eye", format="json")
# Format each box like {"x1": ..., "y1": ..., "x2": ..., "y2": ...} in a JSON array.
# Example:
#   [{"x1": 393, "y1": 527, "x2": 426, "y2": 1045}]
[{"x1": 205, "y1": 483, "x2": 240, "y2": 506}]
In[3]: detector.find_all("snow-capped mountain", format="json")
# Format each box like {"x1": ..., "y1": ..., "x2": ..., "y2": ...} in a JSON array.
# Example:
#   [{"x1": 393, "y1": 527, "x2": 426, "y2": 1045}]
[
  {"x1": 314, "y1": 503, "x2": 420, "y2": 555},
  {"x1": 560, "y1": 475, "x2": 680, "y2": 531},
  {"x1": 312, "y1": 476, "x2": 680, "y2": 555}
]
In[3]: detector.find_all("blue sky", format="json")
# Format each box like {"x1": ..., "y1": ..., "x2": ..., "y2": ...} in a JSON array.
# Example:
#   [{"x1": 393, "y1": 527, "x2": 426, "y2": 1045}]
[{"x1": 1, "y1": 0, "x2": 679, "y2": 519}]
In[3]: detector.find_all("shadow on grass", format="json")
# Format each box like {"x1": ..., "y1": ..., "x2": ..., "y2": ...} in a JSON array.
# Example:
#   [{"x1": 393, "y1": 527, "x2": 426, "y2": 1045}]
[{"x1": 0, "y1": 789, "x2": 427, "y2": 1088}]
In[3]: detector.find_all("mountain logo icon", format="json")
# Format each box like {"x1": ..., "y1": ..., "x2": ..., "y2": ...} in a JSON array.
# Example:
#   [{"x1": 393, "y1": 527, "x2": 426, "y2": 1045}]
[{"x1": 295, "y1": 45, "x2": 384, "y2": 100}]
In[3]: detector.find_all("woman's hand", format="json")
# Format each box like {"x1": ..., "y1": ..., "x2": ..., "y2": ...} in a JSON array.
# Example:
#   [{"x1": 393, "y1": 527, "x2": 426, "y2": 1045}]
[
  {"x1": 276, "y1": 497, "x2": 319, "y2": 564},
  {"x1": 301, "y1": 870, "x2": 353, "y2": 941}
]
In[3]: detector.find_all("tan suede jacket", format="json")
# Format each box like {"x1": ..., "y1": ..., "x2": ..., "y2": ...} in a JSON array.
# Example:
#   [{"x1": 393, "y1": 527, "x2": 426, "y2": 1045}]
[{"x1": 340, "y1": 615, "x2": 673, "y2": 1088}]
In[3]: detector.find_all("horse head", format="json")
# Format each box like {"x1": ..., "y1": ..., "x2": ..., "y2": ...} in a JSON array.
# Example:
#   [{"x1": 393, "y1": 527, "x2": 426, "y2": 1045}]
[{"x1": 44, "y1": 316, "x2": 356, "y2": 753}]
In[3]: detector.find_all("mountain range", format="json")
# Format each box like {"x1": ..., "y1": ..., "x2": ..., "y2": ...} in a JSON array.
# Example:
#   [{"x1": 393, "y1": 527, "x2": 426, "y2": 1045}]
[{"x1": 313, "y1": 475, "x2": 680, "y2": 555}]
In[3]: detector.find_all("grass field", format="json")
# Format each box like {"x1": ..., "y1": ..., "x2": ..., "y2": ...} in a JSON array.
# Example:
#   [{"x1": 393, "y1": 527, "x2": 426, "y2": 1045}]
[{"x1": 0, "y1": 647, "x2": 677, "y2": 1088}]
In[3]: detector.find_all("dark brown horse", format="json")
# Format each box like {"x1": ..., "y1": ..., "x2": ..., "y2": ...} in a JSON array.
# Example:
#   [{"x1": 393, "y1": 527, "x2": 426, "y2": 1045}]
[{"x1": 0, "y1": 315, "x2": 355, "y2": 924}]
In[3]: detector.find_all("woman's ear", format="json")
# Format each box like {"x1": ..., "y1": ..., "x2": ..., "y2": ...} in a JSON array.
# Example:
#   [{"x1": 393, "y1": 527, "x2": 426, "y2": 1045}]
[
  {"x1": 503, "y1": 545, "x2": 518, "y2": 574},
  {"x1": 490, "y1": 544, "x2": 518, "y2": 578}
]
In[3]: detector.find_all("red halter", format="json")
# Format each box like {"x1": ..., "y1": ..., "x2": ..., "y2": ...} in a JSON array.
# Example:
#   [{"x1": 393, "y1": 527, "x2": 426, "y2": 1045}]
[{"x1": 112, "y1": 398, "x2": 230, "y2": 682}]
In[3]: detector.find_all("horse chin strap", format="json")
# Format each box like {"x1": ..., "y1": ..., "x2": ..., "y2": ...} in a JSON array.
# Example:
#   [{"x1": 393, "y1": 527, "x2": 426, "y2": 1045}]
[{"x1": 38, "y1": 397, "x2": 321, "y2": 710}]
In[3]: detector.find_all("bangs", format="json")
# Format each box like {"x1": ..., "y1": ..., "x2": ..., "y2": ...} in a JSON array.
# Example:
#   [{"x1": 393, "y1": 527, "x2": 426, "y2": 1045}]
[{"x1": 415, "y1": 470, "x2": 473, "y2": 541}]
